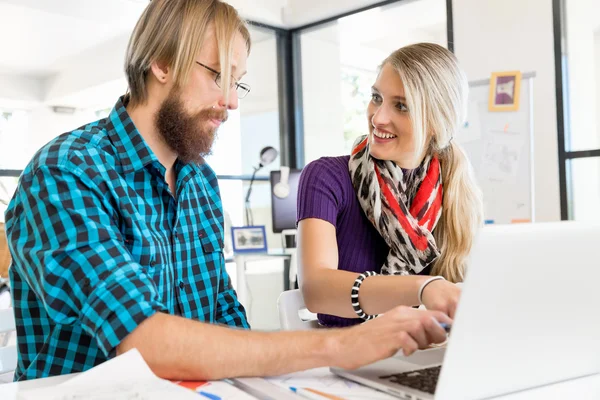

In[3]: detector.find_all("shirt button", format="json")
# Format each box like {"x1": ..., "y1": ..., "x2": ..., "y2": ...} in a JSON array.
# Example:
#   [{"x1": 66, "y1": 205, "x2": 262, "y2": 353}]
[
  {"x1": 179, "y1": 281, "x2": 185, "y2": 290},
  {"x1": 199, "y1": 231, "x2": 206, "y2": 238},
  {"x1": 83, "y1": 278, "x2": 91, "y2": 295},
  {"x1": 149, "y1": 259, "x2": 156, "y2": 267}
]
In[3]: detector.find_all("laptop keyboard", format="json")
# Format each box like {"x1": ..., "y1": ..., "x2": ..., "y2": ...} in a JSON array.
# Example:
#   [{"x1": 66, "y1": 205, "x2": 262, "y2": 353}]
[{"x1": 379, "y1": 365, "x2": 441, "y2": 395}]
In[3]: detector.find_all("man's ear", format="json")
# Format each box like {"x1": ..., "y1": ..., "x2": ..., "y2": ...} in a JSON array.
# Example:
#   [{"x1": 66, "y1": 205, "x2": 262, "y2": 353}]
[{"x1": 150, "y1": 60, "x2": 170, "y2": 84}]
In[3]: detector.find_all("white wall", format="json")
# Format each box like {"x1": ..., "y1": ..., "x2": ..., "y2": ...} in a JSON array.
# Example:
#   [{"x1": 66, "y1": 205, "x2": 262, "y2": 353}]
[{"x1": 454, "y1": 0, "x2": 561, "y2": 222}]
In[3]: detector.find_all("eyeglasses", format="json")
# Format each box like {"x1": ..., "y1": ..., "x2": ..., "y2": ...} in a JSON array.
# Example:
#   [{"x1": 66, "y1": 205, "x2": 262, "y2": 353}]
[{"x1": 196, "y1": 62, "x2": 251, "y2": 99}]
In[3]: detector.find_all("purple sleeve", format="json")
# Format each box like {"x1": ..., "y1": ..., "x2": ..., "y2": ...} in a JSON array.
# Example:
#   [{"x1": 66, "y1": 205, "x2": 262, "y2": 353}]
[{"x1": 297, "y1": 158, "x2": 346, "y2": 227}]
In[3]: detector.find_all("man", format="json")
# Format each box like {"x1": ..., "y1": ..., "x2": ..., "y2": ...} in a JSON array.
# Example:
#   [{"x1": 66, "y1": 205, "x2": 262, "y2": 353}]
[{"x1": 5, "y1": 0, "x2": 451, "y2": 382}]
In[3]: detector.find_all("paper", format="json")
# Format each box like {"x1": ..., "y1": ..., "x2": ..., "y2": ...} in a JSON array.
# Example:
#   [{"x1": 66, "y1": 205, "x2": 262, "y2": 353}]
[
  {"x1": 17, "y1": 349, "x2": 246, "y2": 400},
  {"x1": 232, "y1": 377, "x2": 304, "y2": 400},
  {"x1": 175, "y1": 380, "x2": 258, "y2": 400},
  {"x1": 267, "y1": 367, "x2": 397, "y2": 400}
]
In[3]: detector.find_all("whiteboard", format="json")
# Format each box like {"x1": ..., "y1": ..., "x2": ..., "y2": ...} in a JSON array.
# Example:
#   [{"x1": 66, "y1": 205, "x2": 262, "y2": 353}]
[{"x1": 456, "y1": 72, "x2": 535, "y2": 224}]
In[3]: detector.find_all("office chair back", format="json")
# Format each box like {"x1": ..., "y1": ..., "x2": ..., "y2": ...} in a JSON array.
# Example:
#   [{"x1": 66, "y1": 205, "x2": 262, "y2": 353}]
[
  {"x1": 277, "y1": 289, "x2": 321, "y2": 330},
  {"x1": 0, "y1": 307, "x2": 17, "y2": 378}
]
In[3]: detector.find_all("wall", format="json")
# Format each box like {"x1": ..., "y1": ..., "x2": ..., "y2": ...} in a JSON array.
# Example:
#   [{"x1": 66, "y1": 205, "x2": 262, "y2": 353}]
[{"x1": 453, "y1": 0, "x2": 561, "y2": 222}]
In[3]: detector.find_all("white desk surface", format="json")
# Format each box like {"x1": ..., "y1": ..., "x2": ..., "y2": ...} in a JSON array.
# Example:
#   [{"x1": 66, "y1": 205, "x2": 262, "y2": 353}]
[{"x1": 2, "y1": 369, "x2": 599, "y2": 400}]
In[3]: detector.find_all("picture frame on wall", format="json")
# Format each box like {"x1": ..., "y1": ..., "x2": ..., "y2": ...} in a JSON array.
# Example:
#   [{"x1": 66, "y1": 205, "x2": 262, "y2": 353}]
[
  {"x1": 488, "y1": 71, "x2": 522, "y2": 112},
  {"x1": 231, "y1": 225, "x2": 268, "y2": 254}
]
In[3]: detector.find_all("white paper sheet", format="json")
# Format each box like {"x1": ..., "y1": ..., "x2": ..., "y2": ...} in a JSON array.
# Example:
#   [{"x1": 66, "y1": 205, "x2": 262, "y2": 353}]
[{"x1": 17, "y1": 349, "x2": 252, "y2": 400}]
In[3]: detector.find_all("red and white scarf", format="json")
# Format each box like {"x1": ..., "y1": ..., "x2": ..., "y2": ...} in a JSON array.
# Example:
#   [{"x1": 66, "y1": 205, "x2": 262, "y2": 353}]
[{"x1": 349, "y1": 135, "x2": 443, "y2": 275}]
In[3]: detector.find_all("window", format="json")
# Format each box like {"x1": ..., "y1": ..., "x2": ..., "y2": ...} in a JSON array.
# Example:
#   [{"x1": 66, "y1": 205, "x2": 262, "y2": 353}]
[
  {"x1": 558, "y1": 0, "x2": 600, "y2": 220},
  {"x1": 298, "y1": 0, "x2": 448, "y2": 164},
  {"x1": 0, "y1": 109, "x2": 30, "y2": 170},
  {"x1": 205, "y1": 25, "x2": 282, "y2": 178},
  {"x1": 0, "y1": 177, "x2": 18, "y2": 223}
]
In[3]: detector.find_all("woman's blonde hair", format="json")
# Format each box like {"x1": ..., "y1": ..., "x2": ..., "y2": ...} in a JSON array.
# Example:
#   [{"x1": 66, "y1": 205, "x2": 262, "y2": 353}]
[
  {"x1": 383, "y1": 43, "x2": 483, "y2": 282},
  {"x1": 125, "y1": 0, "x2": 251, "y2": 108}
]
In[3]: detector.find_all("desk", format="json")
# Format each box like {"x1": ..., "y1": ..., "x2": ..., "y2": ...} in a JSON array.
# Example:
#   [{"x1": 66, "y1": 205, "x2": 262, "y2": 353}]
[{"x1": 3, "y1": 369, "x2": 600, "y2": 400}]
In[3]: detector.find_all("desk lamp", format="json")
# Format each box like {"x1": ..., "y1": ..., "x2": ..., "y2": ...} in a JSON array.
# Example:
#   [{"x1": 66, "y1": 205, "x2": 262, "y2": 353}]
[{"x1": 245, "y1": 146, "x2": 278, "y2": 226}]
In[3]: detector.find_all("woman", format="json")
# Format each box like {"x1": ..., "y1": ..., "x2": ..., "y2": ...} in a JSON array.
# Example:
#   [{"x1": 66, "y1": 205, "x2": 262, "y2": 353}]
[{"x1": 296, "y1": 43, "x2": 483, "y2": 327}]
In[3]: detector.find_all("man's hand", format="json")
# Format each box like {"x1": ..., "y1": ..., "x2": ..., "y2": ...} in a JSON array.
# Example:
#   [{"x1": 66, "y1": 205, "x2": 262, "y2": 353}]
[
  {"x1": 329, "y1": 306, "x2": 451, "y2": 370},
  {"x1": 420, "y1": 280, "x2": 461, "y2": 319}
]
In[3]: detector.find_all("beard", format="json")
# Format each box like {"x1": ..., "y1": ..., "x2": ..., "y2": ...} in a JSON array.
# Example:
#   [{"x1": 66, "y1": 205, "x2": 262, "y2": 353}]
[{"x1": 155, "y1": 89, "x2": 228, "y2": 164}]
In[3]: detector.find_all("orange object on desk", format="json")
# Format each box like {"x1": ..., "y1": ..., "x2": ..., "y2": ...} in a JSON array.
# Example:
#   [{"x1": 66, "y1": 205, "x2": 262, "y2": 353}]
[
  {"x1": 174, "y1": 380, "x2": 208, "y2": 391},
  {"x1": 303, "y1": 387, "x2": 347, "y2": 400}
]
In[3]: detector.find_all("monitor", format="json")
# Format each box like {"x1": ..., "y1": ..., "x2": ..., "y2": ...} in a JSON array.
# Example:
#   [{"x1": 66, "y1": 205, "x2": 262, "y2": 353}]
[{"x1": 269, "y1": 168, "x2": 302, "y2": 233}]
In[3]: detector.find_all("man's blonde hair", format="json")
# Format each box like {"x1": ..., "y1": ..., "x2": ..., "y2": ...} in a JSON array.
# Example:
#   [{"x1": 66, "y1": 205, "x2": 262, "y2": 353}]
[{"x1": 125, "y1": 0, "x2": 251, "y2": 107}]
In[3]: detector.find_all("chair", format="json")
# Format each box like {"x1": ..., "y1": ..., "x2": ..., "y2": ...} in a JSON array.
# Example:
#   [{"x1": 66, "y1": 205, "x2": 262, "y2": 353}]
[
  {"x1": 277, "y1": 289, "x2": 321, "y2": 330},
  {"x1": 0, "y1": 307, "x2": 17, "y2": 381}
]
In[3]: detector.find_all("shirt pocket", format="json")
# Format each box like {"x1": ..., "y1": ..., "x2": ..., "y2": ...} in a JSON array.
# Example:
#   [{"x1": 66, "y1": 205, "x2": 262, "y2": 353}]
[
  {"x1": 198, "y1": 229, "x2": 224, "y2": 254},
  {"x1": 122, "y1": 227, "x2": 163, "y2": 273},
  {"x1": 174, "y1": 229, "x2": 223, "y2": 320}
]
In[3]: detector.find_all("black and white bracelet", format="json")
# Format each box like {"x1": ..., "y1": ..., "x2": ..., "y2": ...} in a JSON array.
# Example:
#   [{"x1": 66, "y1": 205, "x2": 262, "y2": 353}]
[{"x1": 351, "y1": 271, "x2": 379, "y2": 321}]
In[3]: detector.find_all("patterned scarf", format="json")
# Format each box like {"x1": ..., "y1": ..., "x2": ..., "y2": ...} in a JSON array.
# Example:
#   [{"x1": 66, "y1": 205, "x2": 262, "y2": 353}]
[{"x1": 349, "y1": 135, "x2": 443, "y2": 275}]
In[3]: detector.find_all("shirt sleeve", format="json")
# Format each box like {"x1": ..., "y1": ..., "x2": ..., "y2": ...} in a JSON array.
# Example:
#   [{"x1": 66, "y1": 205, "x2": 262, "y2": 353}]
[
  {"x1": 214, "y1": 263, "x2": 250, "y2": 329},
  {"x1": 6, "y1": 165, "x2": 168, "y2": 358},
  {"x1": 297, "y1": 158, "x2": 346, "y2": 228}
]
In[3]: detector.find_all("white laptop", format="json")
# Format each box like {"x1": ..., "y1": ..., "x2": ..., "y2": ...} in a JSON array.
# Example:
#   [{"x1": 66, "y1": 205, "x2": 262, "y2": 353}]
[{"x1": 331, "y1": 221, "x2": 600, "y2": 400}]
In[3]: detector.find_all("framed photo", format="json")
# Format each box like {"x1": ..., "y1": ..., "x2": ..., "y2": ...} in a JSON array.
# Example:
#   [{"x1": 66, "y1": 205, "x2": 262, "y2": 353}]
[
  {"x1": 231, "y1": 225, "x2": 268, "y2": 254},
  {"x1": 488, "y1": 71, "x2": 522, "y2": 112}
]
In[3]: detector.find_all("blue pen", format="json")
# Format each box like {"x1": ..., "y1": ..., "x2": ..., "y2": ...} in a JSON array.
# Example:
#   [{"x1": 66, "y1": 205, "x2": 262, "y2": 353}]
[
  {"x1": 199, "y1": 391, "x2": 222, "y2": 400},
  {"x1": 439, "y1": 322, "x2": 452, "y2": 333},
  {"x1": 289, "y1": 386, "x2": 329, "y2": 400}
]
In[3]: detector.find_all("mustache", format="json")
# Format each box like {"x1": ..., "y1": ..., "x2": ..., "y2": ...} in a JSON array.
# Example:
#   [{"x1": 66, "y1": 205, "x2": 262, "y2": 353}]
[{"x1": 197, "y1": 107, "x2": 228, "y2": 123}]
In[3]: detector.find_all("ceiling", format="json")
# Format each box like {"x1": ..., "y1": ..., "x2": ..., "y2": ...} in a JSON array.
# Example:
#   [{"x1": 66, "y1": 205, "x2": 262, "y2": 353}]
[
  {"x1": 304, "y1": 0, "x2": 446, "y2": 50},
  {"x1": 0, "y1": 0, "x2": 390, "y2": 76},
  {"x1": 0, "y1": 0, "x2": 444, "y2": 109},
  {"x1": 0, "y1": 0, "x2": 148, "y2": 78}
]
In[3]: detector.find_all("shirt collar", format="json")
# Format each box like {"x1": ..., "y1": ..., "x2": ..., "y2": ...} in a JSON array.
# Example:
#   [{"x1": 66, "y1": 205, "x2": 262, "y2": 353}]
[{"x1": 104, "y1": 95, "x2": 160, "y2": 174}]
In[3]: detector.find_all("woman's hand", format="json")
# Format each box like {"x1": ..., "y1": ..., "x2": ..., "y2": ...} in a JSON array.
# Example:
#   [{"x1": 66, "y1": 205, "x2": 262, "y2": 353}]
[{"x1": 420, "y1": 279, "x2": 461, "y2": 319}]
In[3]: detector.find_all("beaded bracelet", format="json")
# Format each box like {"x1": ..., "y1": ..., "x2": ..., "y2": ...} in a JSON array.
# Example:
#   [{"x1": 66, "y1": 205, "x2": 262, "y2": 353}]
[{"x1": 351, "y1": 271, "x2": 379, "y2": 320}]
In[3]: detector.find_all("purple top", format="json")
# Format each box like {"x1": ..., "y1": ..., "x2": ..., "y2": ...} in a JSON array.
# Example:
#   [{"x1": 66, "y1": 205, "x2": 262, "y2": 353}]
[
  {"x1": 297, "y1": 155, "x2": 431, "y2": 327},
  {"x1": 297, "y1": 156, "x2": 388, "y2": 327}
]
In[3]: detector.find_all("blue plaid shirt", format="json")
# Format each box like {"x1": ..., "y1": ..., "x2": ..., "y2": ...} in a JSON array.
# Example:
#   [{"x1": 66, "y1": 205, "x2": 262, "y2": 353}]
[{"x1": 5, "y1": 96, "x2": 249, "y2": 381}]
